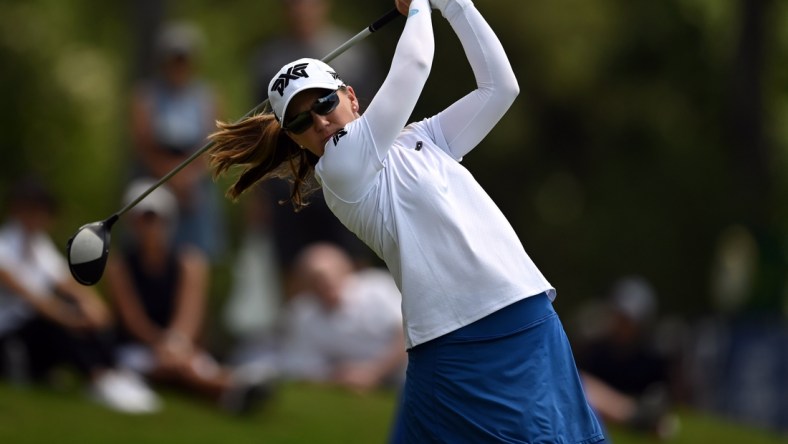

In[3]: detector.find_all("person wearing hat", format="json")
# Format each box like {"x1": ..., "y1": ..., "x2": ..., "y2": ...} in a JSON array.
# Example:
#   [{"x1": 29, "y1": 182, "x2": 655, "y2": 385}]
[
  {"x1": 576, "y1": 277, "x2": 678, "y2": 438},
  {"x1": 208, "y1": 0, "x2": 605, "y2": 442},
  {"x1": 105, "y1": 179, "x2": 270, "y2": 414},
  {"x1": 129, "y1": 21, "x2": 226, "y2": 262},
  {"x1": 0, "y1": 176, "x2": 161, "y2": 414}
]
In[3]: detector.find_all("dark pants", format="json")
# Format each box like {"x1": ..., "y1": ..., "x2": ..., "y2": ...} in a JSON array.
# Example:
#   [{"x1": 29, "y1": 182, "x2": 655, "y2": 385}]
[{"x1": 0, "y1": 316, "x2": 115, "y2": 382}]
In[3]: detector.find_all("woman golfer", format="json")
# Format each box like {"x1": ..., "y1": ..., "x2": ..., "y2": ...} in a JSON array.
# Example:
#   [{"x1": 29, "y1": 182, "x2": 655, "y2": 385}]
[{"x1": 210, "y1": 0, "x2": 605, "y2": 442}]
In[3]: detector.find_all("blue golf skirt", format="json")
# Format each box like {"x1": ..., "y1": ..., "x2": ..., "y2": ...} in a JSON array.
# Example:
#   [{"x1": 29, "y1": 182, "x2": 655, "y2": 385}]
[{"x1": 391, "y1": 293, "x2": 606, "y2": 443}]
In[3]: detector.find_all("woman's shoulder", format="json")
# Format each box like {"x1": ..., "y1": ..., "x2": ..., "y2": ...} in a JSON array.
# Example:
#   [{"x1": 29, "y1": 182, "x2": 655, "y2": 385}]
[
  {"x1": 319, "y1": 118, "x2": 373, "y2": 164},
  {"x1": 316, "y1": 117, "x2": 386, "y2": 202},
  {"x1": 402, "y1": 117, "x2": 438, "y2": 139}
]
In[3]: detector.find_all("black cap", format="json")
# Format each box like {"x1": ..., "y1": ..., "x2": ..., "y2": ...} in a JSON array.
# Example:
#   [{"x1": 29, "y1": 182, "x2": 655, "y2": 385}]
[{"x1": 7, "y1": 176, "x2": 58, "y2": 214}]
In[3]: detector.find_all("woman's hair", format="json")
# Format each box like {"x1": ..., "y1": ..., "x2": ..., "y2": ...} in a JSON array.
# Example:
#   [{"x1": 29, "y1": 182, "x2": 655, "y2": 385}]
[{"x1": 207, "y1": 111, "x2": 320, "y2": 211}]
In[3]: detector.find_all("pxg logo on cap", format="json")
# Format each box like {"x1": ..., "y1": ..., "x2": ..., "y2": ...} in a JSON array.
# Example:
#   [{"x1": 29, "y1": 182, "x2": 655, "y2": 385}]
[
  {"x1": 270, "y1": 63, "x2": 309, "y2": 97},
  {"x1": 268, "y1": 58, "x2": 344, "y2": 123}
]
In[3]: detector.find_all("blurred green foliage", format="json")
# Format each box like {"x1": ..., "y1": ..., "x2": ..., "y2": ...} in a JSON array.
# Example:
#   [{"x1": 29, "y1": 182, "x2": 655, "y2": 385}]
[{"x1": 0, "y1": 0, "x2": 786, "y2": 316}]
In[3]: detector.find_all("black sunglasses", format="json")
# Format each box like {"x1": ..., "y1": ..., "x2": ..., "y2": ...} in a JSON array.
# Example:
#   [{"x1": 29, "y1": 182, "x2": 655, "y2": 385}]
[{"x1": 283, "y1": 90, "x2": 341, "y2": 134}]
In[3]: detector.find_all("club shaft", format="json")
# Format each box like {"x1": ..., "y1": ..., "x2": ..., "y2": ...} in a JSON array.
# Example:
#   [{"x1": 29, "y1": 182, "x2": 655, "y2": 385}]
[{"x1": 115, "y1": 7, "x2": 402, "y2": 220}]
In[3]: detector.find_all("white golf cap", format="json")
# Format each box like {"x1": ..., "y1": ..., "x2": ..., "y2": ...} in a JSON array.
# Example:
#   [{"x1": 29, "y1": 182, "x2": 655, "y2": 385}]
[
  {"x1": 155, "y1": 21, "x2": 204, "y2": 59},
  {"x1": 267, "y1": 57, "x2": 344, "y2": 124},
  {"x1": 123, "y1": 178, "x2": 178, "y2": 221},
  {"x1": 610, "y1": 276, "x2": 657, "y2": 324}
]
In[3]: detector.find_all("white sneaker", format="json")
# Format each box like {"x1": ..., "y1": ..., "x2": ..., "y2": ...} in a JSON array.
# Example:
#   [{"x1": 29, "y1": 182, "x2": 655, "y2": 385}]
[
  {"x1": 115, "y1": 370, "x2": 163, "y2": 412},
  {"x1": 89, "y1": 370, "x2": 162, "y2": 414}
]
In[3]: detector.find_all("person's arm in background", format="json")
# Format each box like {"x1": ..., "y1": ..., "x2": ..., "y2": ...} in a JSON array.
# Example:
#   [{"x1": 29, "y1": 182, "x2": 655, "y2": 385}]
[
  {"x1": 106, "y1": 249, "x2": 208, "y2": 371},
  {"x1": 331, "y1": 328, "x2": 407, "y2": 393},
  {"x1": 165, "y1": 246, "x2": 209, "y2": 348},
  {"x1": 53, "y1": 277, "x2": 111, "y2": 329},
  {"x1": 105, "y1": 255, "x2": 166, "y2": 345},
  {"x1": 106, "y1": 252, "x2": 201, "y2": 371},
  {"x1": 0, "y1": 267, "x2": 97, "y2": 330}
]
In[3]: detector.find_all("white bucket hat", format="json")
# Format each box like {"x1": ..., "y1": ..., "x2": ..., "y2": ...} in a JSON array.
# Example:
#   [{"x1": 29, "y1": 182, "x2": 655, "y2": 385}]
[{"x1": 267, "y1": 57, "x2": 344, "y2": 124}]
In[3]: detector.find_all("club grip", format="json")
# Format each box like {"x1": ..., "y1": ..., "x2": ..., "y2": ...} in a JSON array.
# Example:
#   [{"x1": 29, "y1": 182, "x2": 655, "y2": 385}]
[{"x1": 369, "y1": 8, "x2": 402, "y2": 33}]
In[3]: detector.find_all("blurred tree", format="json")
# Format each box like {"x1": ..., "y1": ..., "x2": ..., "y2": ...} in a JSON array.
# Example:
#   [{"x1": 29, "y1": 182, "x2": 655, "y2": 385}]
[
  {"x1": 726, "y1": 0, "x2": 772, "y2": 223},
  {"x1": 0, "y1": 0, "x2": 130, "y2": 244},
  {"x1": 131, "y1": 0, "x2": 167, "y2": 81}
]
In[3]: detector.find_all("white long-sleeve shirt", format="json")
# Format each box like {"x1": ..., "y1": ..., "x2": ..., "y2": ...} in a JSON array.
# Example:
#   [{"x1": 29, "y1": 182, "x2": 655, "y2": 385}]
[
  {"x1": 0, "y1": 222, "x2": 67, "y2": 335},
  {"x1": 280, "y1": 268, "x2": 403, "y2": 381},
  {"x1": 316, "y1": 0, "x2": 554, "y2": 348}
]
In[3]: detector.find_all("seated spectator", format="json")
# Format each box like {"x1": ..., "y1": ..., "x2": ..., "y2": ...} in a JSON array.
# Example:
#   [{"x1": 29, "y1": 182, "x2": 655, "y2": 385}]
[
  {"x1": 575, "y1": 276, "x2": 679, "y2": 439},
  {"x1": 0, "y1": 176, "x2": 160, "y2": 414},
  {"x1": 105, "y1": 178, "x2": 270, "y2": 414},
  {"x1": 277, "y1": 243, "x2": 406, "y2": 393}
]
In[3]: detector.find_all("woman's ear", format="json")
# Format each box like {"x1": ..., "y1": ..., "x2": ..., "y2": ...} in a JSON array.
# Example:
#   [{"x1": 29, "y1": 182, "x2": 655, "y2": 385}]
[{"x1": 344, "y1": 86, "x2": 360, "y2": 114}]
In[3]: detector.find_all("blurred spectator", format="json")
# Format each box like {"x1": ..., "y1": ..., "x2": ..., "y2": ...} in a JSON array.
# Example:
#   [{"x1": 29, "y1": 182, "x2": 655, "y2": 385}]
[
  {"x1": 574, "y1": 276, "x2": 679, "y2": 439},
  {"x1": 223, "y1": 0, "x2": 386, "y2": 350},
  {"x1": 250, "y1": 0, "x2": 383, "y2": 106},
  {"x1": 0, "y1": 176, "x2": 161, "y2": 414},
  {"x1": 275, "y1": 243, "x2": 406, "y2": 393},
  {"x1": 105, "y1": 179, "x2": 270, "y2": 414},
  {"x1": 129, "y1": 21, "x2": 226, "y2": 261}
]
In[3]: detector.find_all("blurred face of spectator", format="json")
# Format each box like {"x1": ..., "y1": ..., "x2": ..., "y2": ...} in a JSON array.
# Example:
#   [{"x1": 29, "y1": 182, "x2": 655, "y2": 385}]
[
  {"x1": 284, "y1": 0, "x2": 329, "y2": 40},
  {"x1": 130, "y1": 210, "x2": 170, "y2": 252},
  {"x1": 609, "y1": 311, "x2": 640, "y2": 345},
  {"x1": 122, "y1": 180, "x2": 177, "y2": 254},
  {"x1": 12, "y1": 201, "x2": 54, "y2": 235},
  {"x1": 155, "y1": 22, "x2": 202, "y2": 88},
  {"x1": 7, "y1": 179, "x2": 58, "y2": 235},
  {"x1": 297, "y1": 244, "x2": 353, "y2": 311},
  {"x1": 162, "y1": 53, "x2": 195, "y2": 88}
]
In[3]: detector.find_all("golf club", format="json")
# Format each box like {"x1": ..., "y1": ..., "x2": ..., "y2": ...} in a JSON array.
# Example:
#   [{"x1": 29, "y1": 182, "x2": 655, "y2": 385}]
[{"x1": 67, "y1": 7, "x2": 402, "y2": 286}]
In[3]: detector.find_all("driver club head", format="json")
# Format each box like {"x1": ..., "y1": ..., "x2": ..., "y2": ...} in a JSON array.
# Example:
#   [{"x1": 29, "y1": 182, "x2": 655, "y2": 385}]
[{"x1": 66, "y1": 216, "x2": 117, "y2": 286}]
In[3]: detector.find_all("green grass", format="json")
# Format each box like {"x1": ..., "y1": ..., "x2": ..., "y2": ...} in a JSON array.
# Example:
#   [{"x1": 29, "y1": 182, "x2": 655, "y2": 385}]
[
  {"x1": 0, "y1": 381, "x2": 785, "y2": 444},
  {"x1": 607, "y1": 411, "x2": 787, "y2": 444},
  {"x1": 0, "y1": 381, "x2": 398, "y2": 444}
]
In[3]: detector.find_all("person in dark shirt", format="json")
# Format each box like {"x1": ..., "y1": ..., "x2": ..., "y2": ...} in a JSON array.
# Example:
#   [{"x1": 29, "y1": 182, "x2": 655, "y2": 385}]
[{"x1": 106, "y1": 179, "x2": 270, "y2": 414}]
